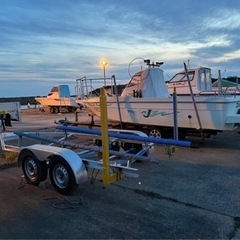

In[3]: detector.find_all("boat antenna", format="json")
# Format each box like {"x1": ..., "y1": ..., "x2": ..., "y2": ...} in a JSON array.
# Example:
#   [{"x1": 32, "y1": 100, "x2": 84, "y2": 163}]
[
  {"x1": 221, "y1": 69, "x2": 226, "y2": 77},
  {"x1": 128, "y1": 57, "x2": 145, "y2": 79},
  {"x1": 128, "y1": 57, "x2": 164, "y2": 82}
]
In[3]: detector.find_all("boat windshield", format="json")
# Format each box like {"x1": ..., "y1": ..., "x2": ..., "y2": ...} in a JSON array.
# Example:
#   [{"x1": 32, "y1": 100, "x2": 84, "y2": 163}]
[
  {"x1": 127, "y1": 72, "x2": 141, "y2": 87},
  {"x1": 169, "y1": 71, "x2": 195, "y2": 83},
  {"x1": 47, "y1": 87, "x2": 58, "y2": 96},
  {"x1": 50, "y1": 87, "x2": 58, "y2": 92}
]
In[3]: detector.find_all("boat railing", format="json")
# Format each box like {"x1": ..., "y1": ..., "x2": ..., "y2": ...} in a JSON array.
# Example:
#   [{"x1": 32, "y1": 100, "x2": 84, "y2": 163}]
[
  {"x1": 198, "y1": 90, "x2": 219, "y2": 96},
  {"x1": 223, "y1": 86, "x2": 240, "y2": 97},
  {"x1": 75, "y1": 76, "x2": 116, "y2": 99},
  {"x1": 198, "y1": 86, "x2": 240, "y2": 97}
]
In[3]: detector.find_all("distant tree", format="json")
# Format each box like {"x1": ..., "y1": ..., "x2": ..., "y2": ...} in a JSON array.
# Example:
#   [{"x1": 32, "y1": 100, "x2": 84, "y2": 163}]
[
  {"x1": 226, "y1": 76, "x2": 240, "y2": 83},
  {"x1": 212, "y1": 76, "x2": 240, "y2": 84}
]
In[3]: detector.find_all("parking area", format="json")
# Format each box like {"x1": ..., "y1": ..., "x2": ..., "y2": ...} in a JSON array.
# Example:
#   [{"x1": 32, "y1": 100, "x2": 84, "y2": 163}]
[{"x1": 0, "y1": 109, "x2": 240, "y2": 238}]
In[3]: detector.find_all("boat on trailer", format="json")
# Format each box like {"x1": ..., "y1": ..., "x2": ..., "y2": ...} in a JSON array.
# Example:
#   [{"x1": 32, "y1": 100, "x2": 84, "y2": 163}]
[
  {"x1": 35, "y1": 85, "x2": 81, "y2": 113},
  {"x1": 76, "y1": 60, "x2": 240, "y2": 138},
  {"x1": 0, "y1": 88, "x2": 191, "y2": 195}
]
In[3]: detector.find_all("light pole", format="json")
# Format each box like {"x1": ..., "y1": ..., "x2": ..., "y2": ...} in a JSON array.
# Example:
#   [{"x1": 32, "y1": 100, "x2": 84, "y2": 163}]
[{"x1": 101, "y1": 60, "x2": 108, "y2": 86}]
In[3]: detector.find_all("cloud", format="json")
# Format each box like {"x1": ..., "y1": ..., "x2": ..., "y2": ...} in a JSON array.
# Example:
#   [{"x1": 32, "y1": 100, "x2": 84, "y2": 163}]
[
  {"x1": 1, "y1": 0, "x2": 240, "y2": 97},
  {"x1": 210, "y1": 49, "x2": 240, "y2": 62},
  {"x1": 204, "y1": 9, "x2": 240, "y2": 30}
]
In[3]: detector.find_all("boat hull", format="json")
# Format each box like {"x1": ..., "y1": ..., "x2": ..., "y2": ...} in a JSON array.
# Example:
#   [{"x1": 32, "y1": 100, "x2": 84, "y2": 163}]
[
  {"x1": 35, "y1": 97, "x2": 78, "y2": 107},
  {"x1": 78, "y1": 95, "x2": 240, "y2": 131}
]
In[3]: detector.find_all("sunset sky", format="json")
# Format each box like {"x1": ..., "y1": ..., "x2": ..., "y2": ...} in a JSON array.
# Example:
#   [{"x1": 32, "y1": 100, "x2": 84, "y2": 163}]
[{"x1": 1, "y1": 0, "x2": 240, "y2": 97}]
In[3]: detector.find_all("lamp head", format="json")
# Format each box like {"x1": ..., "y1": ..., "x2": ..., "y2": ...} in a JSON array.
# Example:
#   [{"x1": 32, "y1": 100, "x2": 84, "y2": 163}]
[{"x1": 101, "y1": 60, "x2": 108, "y2": 67}]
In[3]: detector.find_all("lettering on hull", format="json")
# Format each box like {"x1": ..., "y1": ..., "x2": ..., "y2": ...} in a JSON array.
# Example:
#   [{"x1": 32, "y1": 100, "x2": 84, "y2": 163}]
[{"x1": 127, "y1": 109, "x2": 175, "y2": 118}]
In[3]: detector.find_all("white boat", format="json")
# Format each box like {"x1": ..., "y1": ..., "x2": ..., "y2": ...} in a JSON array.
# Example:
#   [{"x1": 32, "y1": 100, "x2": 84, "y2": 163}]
[
  {"x1": 35, "y1": 85, "x2": 80, "y2": 113},
  {"x1": 76, "y1": 62, "x2": 240, "y2": 138},
  {"x1": 166, "y1": 67, "x2": 240, "y2": 95}
]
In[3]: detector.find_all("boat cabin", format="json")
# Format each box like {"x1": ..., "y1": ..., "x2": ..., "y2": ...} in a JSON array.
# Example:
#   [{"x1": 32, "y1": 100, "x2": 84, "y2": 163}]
[
  {"x1": 47, "y1": 85, "x2": 71, "y2": 98},
  {"x1": 121, "y1": 68, "x2": 170, "y2": 98},
  {"x1": 121, "y1": 66, "x2": 213, "y2": 97},
  {"x1": 166, "y1": 67, "x2": 212, "y2": 95}
]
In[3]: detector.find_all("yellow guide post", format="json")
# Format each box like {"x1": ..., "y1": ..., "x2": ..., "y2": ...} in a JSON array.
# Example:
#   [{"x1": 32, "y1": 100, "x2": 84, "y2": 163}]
[{"x1": 100, "y1": 88, "x2": 124, "y2": 185}]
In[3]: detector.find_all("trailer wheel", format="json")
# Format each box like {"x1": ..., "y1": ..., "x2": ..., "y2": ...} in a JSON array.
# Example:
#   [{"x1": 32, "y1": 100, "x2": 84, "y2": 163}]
[
  {"x1": 20, "y1": 150, "x2": 48, "y2": 186},
  {"x1": 67, "y1": 107, "x2": 74, "y2": 113},
  {"x1": 49, "y1": 157, "x2": 76, "y2": 195},
  {"x1": 54, "y1": 107, "x2": 59, "y2": 114},
  {"x1": 50, "y1": 107, "x2": 54, "y2": 114},
  {"x1": 148, "y1": 128, "x2": 162, "y2": 138}
]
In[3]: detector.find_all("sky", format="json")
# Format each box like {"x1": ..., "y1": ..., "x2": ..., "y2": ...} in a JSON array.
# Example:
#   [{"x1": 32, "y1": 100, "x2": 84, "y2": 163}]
[{"x1": 0, "y1": 0, "x2": 240, "y2": 97}]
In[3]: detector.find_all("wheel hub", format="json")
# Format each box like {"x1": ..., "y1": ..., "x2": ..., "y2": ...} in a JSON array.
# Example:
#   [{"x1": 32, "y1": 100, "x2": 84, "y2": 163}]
[
  {"x1": 25, "y1": 159, "x2": 37, "y2": 180},
  {"x1": 54, "y1": 165, "x2": 69, "y2": 188},
  {"x1": 149, "y1": 129, "x2": 161, "y2": 138}
]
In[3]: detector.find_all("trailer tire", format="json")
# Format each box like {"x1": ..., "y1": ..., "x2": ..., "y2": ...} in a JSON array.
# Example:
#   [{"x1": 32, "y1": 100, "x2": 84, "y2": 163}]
[
  {"x1": 54, "y1": 107, "x2": 59, "y2": 114},
  {"x1": 67, "y1": 107, "x2": 74, "y2": 113},
  {"x1": 20, "y1": 150, "x2": 48, "y2": 186},
  {"x1": 50, "y1": 107, "x2": 54, "y2": 114},
  {"x1": 148, "y1": 128, "x2": 162, "y2": 138},
  {"x1": 49, "y1": 156, "x2": 76, "y2": 195}
]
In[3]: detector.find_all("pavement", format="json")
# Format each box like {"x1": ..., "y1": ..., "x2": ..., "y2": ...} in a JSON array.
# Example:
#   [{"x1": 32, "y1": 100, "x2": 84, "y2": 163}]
[{"x1": 0, "y1": 108, "x2": 240, "y2": 239}]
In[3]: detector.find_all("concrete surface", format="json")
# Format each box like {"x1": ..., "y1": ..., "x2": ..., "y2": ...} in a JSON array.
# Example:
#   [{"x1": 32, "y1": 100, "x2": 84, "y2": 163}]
[{"x1": 0, "y1": 108, "x2": 240, "y2": 239}]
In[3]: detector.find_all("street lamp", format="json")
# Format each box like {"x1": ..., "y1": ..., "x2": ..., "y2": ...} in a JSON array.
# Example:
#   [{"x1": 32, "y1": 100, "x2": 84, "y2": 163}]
[{"x1": 101, "y1": 60, "x2": 108, "y2": 86}]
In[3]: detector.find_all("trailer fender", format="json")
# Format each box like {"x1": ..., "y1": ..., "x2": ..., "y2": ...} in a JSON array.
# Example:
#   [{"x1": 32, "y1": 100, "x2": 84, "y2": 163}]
[{"x1": 18, "y1": 144, "x2": 88, "y2": 184}]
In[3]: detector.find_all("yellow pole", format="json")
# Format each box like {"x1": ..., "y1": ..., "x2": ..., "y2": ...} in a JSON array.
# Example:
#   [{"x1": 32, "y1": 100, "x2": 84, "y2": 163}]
[{"x1": 100, "y1": 87, "x2": 124, "y2": 184}]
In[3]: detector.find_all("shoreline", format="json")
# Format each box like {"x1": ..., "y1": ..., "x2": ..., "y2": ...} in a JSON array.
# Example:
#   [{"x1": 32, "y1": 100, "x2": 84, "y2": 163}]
[{"x1": 0, "y1": 96, "x2": 37, "y2": 106}]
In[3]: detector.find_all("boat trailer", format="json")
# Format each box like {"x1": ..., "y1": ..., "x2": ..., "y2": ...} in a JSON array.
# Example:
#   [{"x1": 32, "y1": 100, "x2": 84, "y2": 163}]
[{"x1": 0, "y1": 88, "x2": 191, "y2": 195}]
